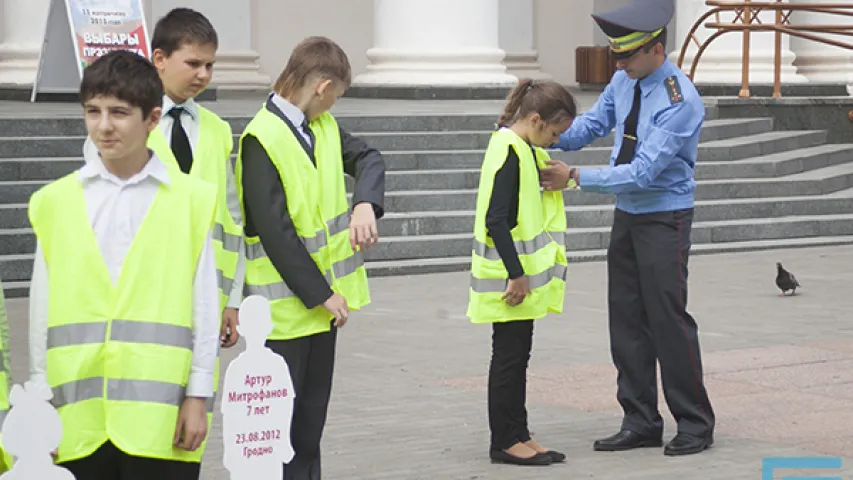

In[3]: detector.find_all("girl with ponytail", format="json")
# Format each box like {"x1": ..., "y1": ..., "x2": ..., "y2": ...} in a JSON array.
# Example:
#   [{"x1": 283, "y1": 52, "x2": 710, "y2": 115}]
[{"x1": 467, "y1": 78, "x2": 578, "y2": 467}]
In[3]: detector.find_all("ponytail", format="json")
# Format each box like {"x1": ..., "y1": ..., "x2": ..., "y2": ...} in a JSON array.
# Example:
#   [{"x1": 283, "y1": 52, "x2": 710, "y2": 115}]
[
  {"x1": 496, "y1": 78, "x2": 578, "y2": 130},
  {"x1": 497, "y1": 79, "x2": 535, "y2": 128}
]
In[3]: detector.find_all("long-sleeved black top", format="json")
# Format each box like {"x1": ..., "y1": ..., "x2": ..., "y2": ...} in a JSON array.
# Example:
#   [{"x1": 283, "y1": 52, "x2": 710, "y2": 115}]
[
  {"x1": 485, "y1": 146, "x2": 531, "y2": 280},
  {"x1": 240, "y1": 99, "x2": 386, "y2": 310}
]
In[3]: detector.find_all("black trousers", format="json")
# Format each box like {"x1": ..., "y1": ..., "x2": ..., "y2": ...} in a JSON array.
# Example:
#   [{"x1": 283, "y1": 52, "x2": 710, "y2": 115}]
[
  {"x1": 58, "y1": 441, "x2": 200, "y2": 480},
  {"x1": 607, "y1": 208, "x2": 715, "y2": 438},
  {"x1": 488, "y1": 320, "x2": 534, "y2": 451},
  {"x1": 266, "y1": 323, "x2": 338, "y2": 480}
]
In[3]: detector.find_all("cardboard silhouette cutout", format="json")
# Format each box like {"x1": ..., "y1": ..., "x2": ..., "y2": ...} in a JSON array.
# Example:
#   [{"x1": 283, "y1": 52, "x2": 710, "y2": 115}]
[
  {"x1": 0, "y1": 381, "x2": 75, "y2": 479},
  {"x1": 222, "y1": 295, "x2": 295, "y2": 480}
]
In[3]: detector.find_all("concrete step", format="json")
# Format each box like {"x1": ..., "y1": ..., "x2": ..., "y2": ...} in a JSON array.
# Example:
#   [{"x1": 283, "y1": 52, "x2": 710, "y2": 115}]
[
  {"x1": 348, "y1": 144, "x2": 853, "y2": 192},
  {"x1": 5, "y1": 215, "x2": 853, "y2": 296},
  {"x1": 381, "y1": 161, "x2": 853, "y2": 212},
  {"x1": 0, "y1": 132, "x2": 838, "y2": 187},
  {"x1": 4, "y1": 190, "x2": 852, "y2": 255},
  {"x1": 355, "y1": 213, "x2": 853, "y2": 262},
  {"x1": 0, "y1": 118, "x2": 776, "y2": 159},
  {"x1": 0, "y1": 114, "x2": 500, "y2": 137},
  {"x1": 376, "y1": 188, "x2": 853, "y2": 235},
  {"x1": 362, "y1": 235, "x2": 853, "y2": 277}
]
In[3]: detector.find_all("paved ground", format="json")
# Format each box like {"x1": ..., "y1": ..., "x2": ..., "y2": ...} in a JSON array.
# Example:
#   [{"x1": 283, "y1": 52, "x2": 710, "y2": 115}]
[{"x1": 4, "y1": 244, "x2": 853, "y2": 479}]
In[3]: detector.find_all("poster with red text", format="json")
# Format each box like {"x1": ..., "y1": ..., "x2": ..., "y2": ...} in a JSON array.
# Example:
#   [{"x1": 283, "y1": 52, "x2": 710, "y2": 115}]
[{"x1": 64, "y1": 0, "x2": 150, "y2": 74}]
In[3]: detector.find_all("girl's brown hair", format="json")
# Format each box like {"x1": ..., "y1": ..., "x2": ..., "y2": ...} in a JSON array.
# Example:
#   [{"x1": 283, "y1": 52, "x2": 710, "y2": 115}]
[
  {"x1": 497, "y1": 79, "x2": 578, "y2": 129},
  {"x1": 274, "y1": 36, "x2": 352, "y2": 98}
]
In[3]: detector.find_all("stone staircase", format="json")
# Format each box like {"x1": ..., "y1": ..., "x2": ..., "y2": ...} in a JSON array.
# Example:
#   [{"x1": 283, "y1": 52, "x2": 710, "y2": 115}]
[{"x1": 2, "y1": 106, "x2": 853, "y2": 297}]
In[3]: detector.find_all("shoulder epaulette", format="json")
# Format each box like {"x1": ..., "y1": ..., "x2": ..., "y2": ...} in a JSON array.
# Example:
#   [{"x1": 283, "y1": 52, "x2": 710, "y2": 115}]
[{"x1": 665, "y1": 75, "x2": 683, "y2": 104}]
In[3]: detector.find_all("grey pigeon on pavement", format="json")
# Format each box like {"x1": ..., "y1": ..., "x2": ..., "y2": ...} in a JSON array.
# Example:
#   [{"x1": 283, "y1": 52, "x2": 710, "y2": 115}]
[{"x1": 776, "y1": 262, "x2": 800, "y2": 296}]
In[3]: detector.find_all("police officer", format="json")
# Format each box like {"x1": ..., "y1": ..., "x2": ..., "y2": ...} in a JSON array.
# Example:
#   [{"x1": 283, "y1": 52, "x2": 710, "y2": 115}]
[{"x1": 539, "y1": 0, "x2": 716, "y2": 456}]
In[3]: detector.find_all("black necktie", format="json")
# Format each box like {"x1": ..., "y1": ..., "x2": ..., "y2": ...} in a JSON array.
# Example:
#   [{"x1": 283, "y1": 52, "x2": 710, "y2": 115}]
[
  {"x1": 301, "y1": 119, "x2": 315, "y2": 150},
  {"x1": 168, "y1": 107, "x2": 193, "y2": 173},
  {"x1": 615, "y1": 82, "x2": 642, "y2": 166}
]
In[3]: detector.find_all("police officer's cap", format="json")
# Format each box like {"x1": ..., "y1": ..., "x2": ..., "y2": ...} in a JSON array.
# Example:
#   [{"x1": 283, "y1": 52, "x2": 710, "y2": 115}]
[{"x1": 592, "y1": 0, "x2": 674, "y2": 59}]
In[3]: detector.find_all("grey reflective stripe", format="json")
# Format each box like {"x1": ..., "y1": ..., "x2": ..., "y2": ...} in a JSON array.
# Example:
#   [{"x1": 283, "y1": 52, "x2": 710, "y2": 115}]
[
  {"x1": 213, "y1": 222, "x2": 243, "y2": 253},
  {"x1": 470, "y1": 263, "x2": 568, "y2": 293},
  {"x1": 0, "y1": 354, "x2": 5, "y2": 373},
  {"x1": 327, "y1": 211, "x2": 350, "y2": 236},
  {"x1": 473, "y1": 230, "x2": 565, "y2": 261},
  {"x1": 0, "y1": 409, "x2": 7, "y2": 426},
  {"x1": 245, "y1": 229, "x2": 326, "y2": 261},
  {"x1": 52, "y1": 378, "x2": 215, "y2": 412},
  {"x1": 53, "y1": 377, "x2": 104, "y2": 408},
  {"x1": 246, "y1": 270, "x2": 332, "y2": 301},
  {"x1": 49, "y1": 321, "x2": 192, "y2": 350},
  {"x1": 110, "y1": 320, "x2": 193, "y2": 350},
  {"x1": 333, "y1": 251, "x2": 364, "y2": 279},
  {"x1": 48, "y1": 322, "x2": 107, "y2": 348},
  {"x1": 245, "y1": 211, "x2": 351, "y2": 262},
  {"x1": 217, "y1": 269, "x2": 234, "y2": 295}
]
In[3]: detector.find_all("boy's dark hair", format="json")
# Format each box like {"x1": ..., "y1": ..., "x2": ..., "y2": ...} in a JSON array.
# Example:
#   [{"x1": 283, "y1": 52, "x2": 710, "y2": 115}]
[
  {"x1": 497, "y1": 79, "x2": 578, "y2": 129},
  {"x1": 151, "y1": 7, "x2": 218, "y2": 56},
  {"x1": 79, "y1": 50, "x2": 164, "y2": 118},
  {"x1": 274, "y1": 36, "x2": 352, "y2": 97}
]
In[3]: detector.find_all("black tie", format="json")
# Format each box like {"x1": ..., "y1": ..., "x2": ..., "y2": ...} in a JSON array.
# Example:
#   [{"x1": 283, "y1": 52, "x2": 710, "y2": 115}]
[
  {"x1": 615, "y1": 82, "x2": 642, "y2": 166},
  {"x1": 301, "y1": 119, "x2": 315, "y2": 150},
  {"x1": 168, "y1": 107, "x2": 193, "y2": 173}
]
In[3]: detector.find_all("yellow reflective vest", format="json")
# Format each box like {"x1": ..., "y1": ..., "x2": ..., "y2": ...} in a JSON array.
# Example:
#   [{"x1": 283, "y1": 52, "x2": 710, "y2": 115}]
[
  {"x1": 235, "y1": 107, "x2": 370, "y2": 341},
  {"x1": 0, "y1": 282, "x2": 10, "y2": 472},
  {"x1": 466, "y1": 128, "x2": 568, "y2": 324},
  {"x1": 148, "y1": 106, "x2": 242, "y2": 313},
  {"x1": 28, "y1": 169, "x2": 217, "y2": 464}
]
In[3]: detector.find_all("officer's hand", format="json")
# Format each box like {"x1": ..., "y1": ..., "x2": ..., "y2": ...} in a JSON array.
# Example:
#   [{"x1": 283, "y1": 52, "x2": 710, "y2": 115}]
[
  {"x1": 220, "y1": 307, "x2": 240, "y2": 348},
  {"x1": 502, "y1": 276, "x2": 531, "y2": 307},
  {"x1": 174, "y1": 397, "x2": 208, "y2": 451},
  {"x1": 323, "y1": 293, "x2": 349, "y2": 327},
  {"x1": 539, "y1": 160, "x2": 573, "y2": 190},
  {"x1": 350, "y1": 202, "x2": 379, "y2": 251}
]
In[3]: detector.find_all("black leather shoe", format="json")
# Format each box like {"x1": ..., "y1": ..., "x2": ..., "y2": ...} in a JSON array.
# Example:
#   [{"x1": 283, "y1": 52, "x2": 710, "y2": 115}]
[
  {"x1": 544, "y1": 450, "x2": 566, "y2": 463},
  {"x1": 664, "y1": 433, "x2": 713, "y2": 456},
  {"x1": 593, "y1": 430, "x2": 663, "y2": 451},
  {"x1": 489, "y1": 450, "x2": 553, "y2": 466}
]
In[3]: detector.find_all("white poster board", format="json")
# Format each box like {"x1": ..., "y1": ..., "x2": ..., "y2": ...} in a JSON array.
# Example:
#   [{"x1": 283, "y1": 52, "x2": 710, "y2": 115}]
[
  {"x1": 30, "y1": 0, "x2": 151, "y2": 102},
  {"x1": 0, "y1": 381, "x2": 75, "y2": 479},
  {"x1": 221, "y1": 295, "x2": 295, "y2": 480}
]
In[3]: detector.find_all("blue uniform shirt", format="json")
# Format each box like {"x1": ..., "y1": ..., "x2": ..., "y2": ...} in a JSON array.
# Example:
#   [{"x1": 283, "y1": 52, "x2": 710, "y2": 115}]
[{"x1": 555, "y1": 58, "x2": 704, "y2": 214}]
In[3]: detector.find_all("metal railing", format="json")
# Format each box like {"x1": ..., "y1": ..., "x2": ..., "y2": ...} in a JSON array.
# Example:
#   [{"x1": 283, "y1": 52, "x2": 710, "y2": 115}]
[{"x1": 676, "y1": 1, "x2": 853, "y2": 98}]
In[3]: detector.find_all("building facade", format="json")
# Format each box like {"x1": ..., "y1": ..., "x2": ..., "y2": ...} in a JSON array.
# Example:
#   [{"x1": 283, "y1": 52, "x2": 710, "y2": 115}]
[{"x1": 0, "y1": 0, "x2": 851, "y2": 94}]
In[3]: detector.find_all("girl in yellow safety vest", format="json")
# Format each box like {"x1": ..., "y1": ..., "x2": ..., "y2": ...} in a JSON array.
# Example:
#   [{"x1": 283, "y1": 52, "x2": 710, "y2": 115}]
[{"x1": 467, "y1": 79, "x2": 577, "y2": 467}]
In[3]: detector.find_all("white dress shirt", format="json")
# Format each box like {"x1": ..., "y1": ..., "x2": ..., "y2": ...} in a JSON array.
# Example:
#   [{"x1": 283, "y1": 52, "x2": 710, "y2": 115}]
[
  {"x1": 29, "y1": 149, "x2": 221, "y2": 398},
  {"x1": 270, "y1": 93, "x2": 314, "y2": 148}
]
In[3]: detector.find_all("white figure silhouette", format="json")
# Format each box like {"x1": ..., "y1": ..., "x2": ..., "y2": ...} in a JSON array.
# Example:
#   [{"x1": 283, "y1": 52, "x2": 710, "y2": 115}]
[
  {"x1": 0, "y1": 381, "x2": 75, "y2": 479},
  {"x1": 222, "y1": 295, "x2": 295, "y2": 480}
]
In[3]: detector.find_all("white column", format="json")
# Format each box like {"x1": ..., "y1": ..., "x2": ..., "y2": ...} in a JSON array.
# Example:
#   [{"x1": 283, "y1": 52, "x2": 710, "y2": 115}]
[
  {"x1": 0, "y1": 0, "x2": 50, "y2": 85},
  {"x1": 353, "y1": 0, "x2": 517, "y2": 86},
  {"x1": 670, "y1": 0, "x2": 807, "y2": 84},
  {"x1": 150, "y1": 0, "x2": 270, "y2": 92},
  {"x1": 499, "y1": 0, "x2": 549, "y2": 80},
  {"x1": 790, "y1": 1, "x2": 853, "y2": 94}
]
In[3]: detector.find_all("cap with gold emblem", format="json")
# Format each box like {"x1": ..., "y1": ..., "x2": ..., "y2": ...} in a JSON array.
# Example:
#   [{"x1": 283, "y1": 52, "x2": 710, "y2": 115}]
[{"x1": 592, "y1": 0, "x2": 674, "y2": 59}]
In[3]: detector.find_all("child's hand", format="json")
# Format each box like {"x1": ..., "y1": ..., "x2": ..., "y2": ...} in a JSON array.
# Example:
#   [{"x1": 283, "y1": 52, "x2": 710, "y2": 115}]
[
  {"x1": 502, "y1": 276, "x2": 531, "y2": 307},
  {"x1": 174, "y1": 397, "x2": 208, "y2": 451},
  {"x1": 350, "y1": 203, "x2": 379, "y2": 251},
  {"x1": 323, "y1": 293, "x2": 349, "y2": 327}
]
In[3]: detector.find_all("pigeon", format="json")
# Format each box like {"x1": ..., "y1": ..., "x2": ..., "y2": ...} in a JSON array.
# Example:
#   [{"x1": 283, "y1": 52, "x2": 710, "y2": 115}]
[{"x1": 775, "y1": 262, "x2": 800, "y2": 296}]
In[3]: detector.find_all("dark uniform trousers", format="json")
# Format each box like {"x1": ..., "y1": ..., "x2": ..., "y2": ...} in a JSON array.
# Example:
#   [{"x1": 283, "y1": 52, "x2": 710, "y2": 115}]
[
  {"x1": 607, "y1": 207, "x2": 715, "y2": 438},
  {"x1": 266, "y1": 321, "x2": 338, "y2": 480},
  {"x1": 488, "y1": 320, "x2": 534, "y2": 451}
]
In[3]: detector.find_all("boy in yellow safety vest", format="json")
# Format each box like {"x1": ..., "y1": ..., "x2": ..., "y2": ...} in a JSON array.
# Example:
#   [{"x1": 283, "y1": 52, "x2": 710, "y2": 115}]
[
  {"x1": 28, "y1": 50, "x2": 221, "y2": 480},
  {"x1": 234, "y1": 36, "x2": 386, "y2": 480}
]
